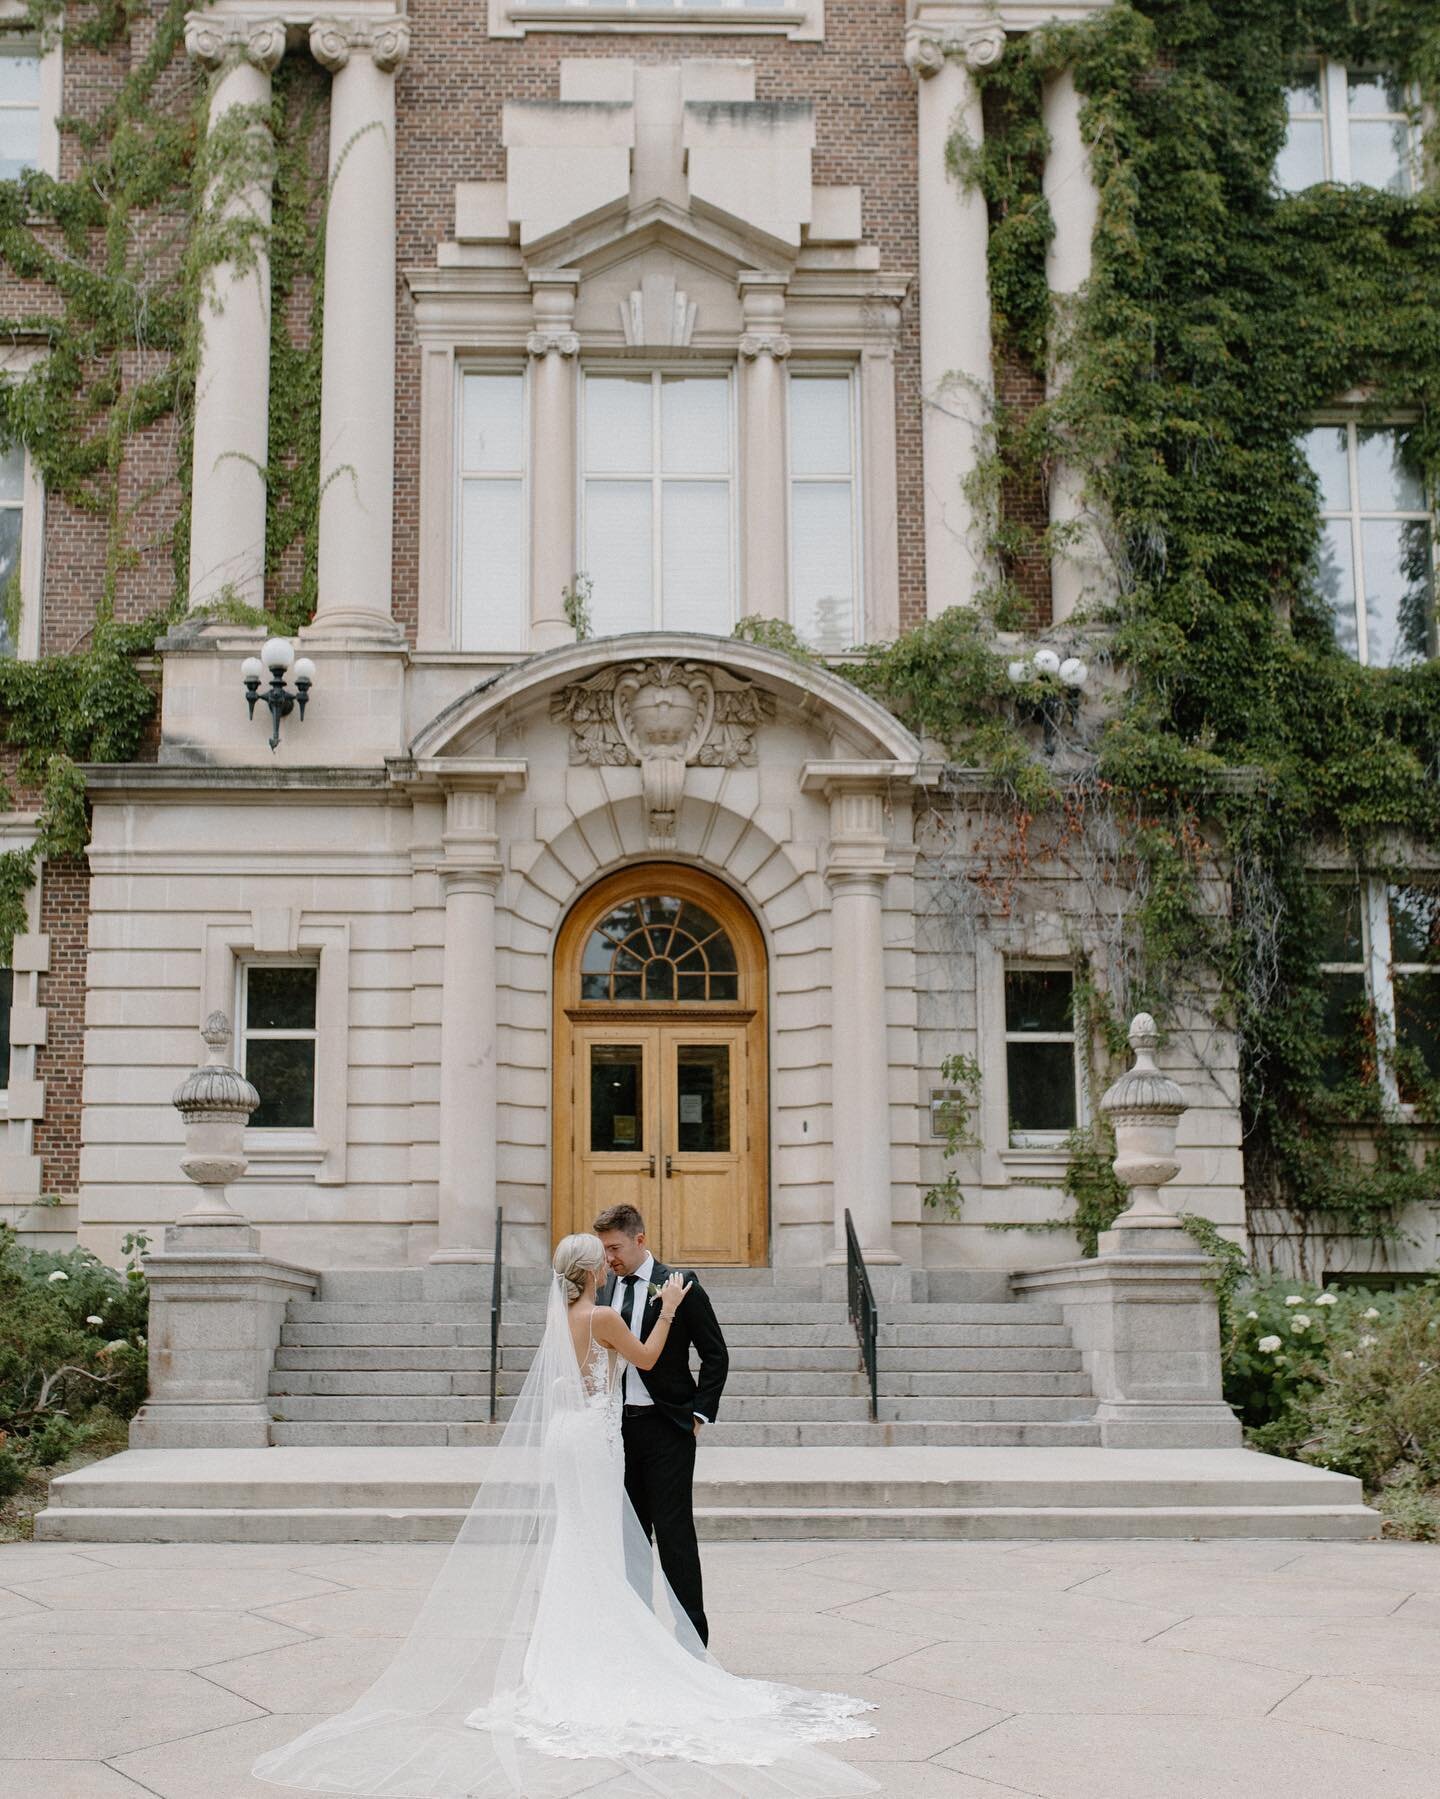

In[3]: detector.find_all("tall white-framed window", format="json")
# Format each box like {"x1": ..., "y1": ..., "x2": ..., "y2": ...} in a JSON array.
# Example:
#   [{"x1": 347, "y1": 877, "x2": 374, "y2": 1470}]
[
  {"x1": 238, "y1": 961, "x2": 320, "y2": 1131},
  {"x1": 0, "y1": 38, "x2": 40, "y2": 182},
  {"x1": 456, "y1": 366, "x2": 528, "y2": 652},
  {"x1": 1303, "y1": 422, "x2": 1436, "y2": 666},
  {"x1": 1003, "y1": 965, "x2": 1081, "y2": 1148},
  {"x1": 1316, "y1": 878, "x2": 1439, "y2": 1107},
  {"x1": 1278, "y1": 63, "x2": 1419, "y2": 195},
  {"x1": 788, "y1": 367, "x2": 861, "y2": 653},
  {"x1": 580, "y1": 368, "x2": 735, "y2": 638}
]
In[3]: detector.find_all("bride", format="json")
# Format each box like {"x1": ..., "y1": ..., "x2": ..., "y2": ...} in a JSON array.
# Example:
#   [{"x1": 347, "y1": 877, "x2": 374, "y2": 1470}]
[{"x1": 252, "y1": 1233, "x2": 879, "y2": 1797}]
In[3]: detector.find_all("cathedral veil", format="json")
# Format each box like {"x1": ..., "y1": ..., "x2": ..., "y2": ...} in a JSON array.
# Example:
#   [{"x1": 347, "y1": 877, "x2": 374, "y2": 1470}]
[{"x1": 252, "y1": 1274, "x2": 878, "y2": 1799}]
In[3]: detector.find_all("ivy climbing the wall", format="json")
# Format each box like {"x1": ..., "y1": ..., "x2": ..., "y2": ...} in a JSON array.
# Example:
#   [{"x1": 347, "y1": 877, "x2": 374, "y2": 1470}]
[
  {"x1": 904, "y1": 0, "x2": 1440, "y2": 1264},
  {"x1": 0, "y1": 1, "x2": 328, "y2": 952}
]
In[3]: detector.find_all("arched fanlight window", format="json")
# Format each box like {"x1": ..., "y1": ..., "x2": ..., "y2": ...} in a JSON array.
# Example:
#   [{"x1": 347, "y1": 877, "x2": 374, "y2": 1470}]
[{"x1": 579, "y1": 895, "x2": 739, "y2": 1002}]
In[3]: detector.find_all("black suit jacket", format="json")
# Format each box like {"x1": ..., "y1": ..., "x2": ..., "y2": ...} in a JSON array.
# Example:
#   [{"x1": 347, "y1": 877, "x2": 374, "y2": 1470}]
[{"x1": 599, "y1": 1259, "x2": 729, "y2": 1433}]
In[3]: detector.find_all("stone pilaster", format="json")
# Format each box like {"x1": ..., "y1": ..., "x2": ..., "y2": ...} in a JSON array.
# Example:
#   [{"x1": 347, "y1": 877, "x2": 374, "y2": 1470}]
[
  {"x1": 906, "y1": 23, "x2": 1004, "y2": 616},
  {"x1": 813, "y1": 771, "x2": 899, "y2": 1264},
  {"x1": 184, "y1": 13, "x2": 286, "y2": 612},
  {"x1": 432, "y1": 771, "x2": 520, "y2": 1265},
  {"x1": 527, "y1": 269, "x2": 580, "y2": 651},
  {"x1": 309, "y1": 14, "x2": 410, "y2": 637},
  {"x1": 738, "y1": 273, "x2": 791, "y2": 624}
]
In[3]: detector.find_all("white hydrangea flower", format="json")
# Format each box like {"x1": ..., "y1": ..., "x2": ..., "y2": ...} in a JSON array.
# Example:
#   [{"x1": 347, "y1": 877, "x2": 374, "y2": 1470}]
[
  {"x1": 1246, "y1": 1311, "x2": 1259, "y2": 1320},
  {"x1": 1284, "y1": 1295, "x2": 1304, "y2": 1306},
  {"x1": 1359, "y1": 1335, "x2": 1376, "y2": 1349},
  {"x1": 1316, "y1": 1293, "x2": 1338, "y2": 1306},
  {"x1": 1363, "y1": 1307, "x2": 1380, "y2": 1320},
  {"x1": 1342, "y1": 1350, "x2": 1355, "y2": 1359},
  {"x1": 1257, "y1": 1334, "x2": 1282, "y2": 1352},
  {"x1": 47, "y1": 1270, "x2": 68, "y2": 1283},
  {"x1": 1291, "y1": 1316, "x2": 1311, "y2": 1332},
  {"x1": 85, "y1": 1314, "x2": 103, "y2": 1325}
]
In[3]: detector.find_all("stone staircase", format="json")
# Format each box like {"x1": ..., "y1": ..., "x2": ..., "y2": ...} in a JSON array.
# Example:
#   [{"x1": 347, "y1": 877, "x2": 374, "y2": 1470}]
[{"x1": 268, "y1": 1267, "x2": 1103, "y2": 1449}]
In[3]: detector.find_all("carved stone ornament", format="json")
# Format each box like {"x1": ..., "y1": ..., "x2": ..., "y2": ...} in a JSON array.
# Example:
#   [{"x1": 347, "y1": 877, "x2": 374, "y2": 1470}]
[
  {"x1": 738, "y1": 331, "x2": 792, "y2": 361},
  {"x1": 309, "y1": 14, "x2": 411, "y2": 74},
  {"x1": 526, "y1": 329, "x2": 580, "y2": 358},
  {"x1": 904, "y1": 24, "x2": 1007, "y2": 78},
  {"x1": 184, "y1": 13, "x2": 286, "y2": 73},
  {"x1": 551, "y1": 660, "x2": 776, "y2": 846}
]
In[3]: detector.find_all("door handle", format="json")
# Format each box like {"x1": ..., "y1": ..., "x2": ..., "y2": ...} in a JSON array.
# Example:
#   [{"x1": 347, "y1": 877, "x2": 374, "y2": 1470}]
[
  {"x1": 646, "y1": 1154, "x2": 655, "y2": 1178},
  {"x1": 664, "y1": 1154, "x2": 673, "y2": 1178}
]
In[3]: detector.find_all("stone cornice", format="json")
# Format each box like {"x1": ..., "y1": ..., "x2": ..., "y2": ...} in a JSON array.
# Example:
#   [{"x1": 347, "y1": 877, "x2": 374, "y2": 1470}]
[{"x1": 906, "y1": 0, "x2": 1113, "y2": 29}]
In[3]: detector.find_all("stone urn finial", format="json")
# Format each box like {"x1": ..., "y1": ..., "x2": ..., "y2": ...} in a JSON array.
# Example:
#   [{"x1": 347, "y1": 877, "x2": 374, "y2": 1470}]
[
  {"x1": 1097, "y1": 1012, "x2": 1193, "y2": 1254},
  {"x1": 169, "y1": 1012, "x2": 261, "y2": 1248}
]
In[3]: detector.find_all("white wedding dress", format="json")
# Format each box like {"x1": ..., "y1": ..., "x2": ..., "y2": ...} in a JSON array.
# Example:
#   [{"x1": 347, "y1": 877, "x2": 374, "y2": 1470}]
[{"x1": 252, "y1": 1279, "x2": 878, "y2": 1798}]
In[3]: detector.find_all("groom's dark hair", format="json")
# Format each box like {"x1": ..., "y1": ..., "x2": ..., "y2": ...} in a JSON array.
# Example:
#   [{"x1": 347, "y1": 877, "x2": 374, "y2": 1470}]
[{"x1": 593, "y1": 1203, "x2": 646, "y2": 1238}]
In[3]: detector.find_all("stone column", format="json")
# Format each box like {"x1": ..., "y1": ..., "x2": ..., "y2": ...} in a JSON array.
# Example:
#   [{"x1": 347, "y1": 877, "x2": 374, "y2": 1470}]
[
  {"x1": 738, "y1": 273, "x2": 790, "y2": 622},
  {"x1": 309, "y1": 15, "x2": 410, "y2": 636},
  {"x1": 527, "y1": 270, "x2": 580, "y2": 651},
  {"x1": 820, "y1": 778, "x2": 898, "y2": 1265},
  {"x1": 184, "y1": 13, "x2": 286, "y2": 612},
  {"x1": 906, "y1": 24, "x2": 1004, "y2": 617},
  {"x1": 1042, "y1": 66, "x2": 1103, "y2": 623},
  {"x1": 432, "y1": 780, "x2": 504, "y2": 1265},
  {"x1": 1012, "y1": 1015, "x2": 1242, "y2": 1448}
]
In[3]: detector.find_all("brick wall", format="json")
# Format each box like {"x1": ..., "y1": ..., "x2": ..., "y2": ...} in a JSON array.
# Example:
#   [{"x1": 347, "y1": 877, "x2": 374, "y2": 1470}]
[
  {"x1": 996, "y1": 354, "x2": 1054, "y2": 634},
  {"x1": 34, "y1": 853, "x2": 88, "y2": 1198}
]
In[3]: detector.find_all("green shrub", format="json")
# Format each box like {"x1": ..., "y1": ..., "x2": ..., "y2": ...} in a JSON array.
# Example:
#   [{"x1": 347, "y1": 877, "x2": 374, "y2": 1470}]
[{"x1": 0, "y1": 1226, "x2": 149, "y2": 1477}]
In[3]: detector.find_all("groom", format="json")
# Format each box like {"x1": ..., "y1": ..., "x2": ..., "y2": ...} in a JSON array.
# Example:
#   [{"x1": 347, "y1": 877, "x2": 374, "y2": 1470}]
[{"x1": 594, "y1": 1202, "x2": 729, "y2": 1646}]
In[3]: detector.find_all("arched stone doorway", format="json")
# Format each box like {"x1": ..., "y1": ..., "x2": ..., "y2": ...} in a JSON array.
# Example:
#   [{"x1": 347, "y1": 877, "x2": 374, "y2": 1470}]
[{"x1": 552, "y1": 866, "x2": 768, "y2": 1266}]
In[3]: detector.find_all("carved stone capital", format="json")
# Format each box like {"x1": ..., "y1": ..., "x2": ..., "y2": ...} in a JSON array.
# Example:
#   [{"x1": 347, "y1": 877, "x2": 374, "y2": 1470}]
[
  {"x1": 903, "y1": 28, "x2": 951, "y2": 80},
  {"x1": 904, "y1": 22, "x2": 1006, "y2": 78},
  {"x1": 738, "y1": 331, "x2": 791, "y2": 361},
  {"x1": 185, "y1": 12, "x2": 286, "y2": 73},
  {"x1": 309, "y1": 14, "x2": 411, "y2": 74},
  {"x1": 526, "y1": 329, "x2": 580, "y2": 359},
  {"x1": 965, "y1": 24, "x2": 1007, "y2": 70}
]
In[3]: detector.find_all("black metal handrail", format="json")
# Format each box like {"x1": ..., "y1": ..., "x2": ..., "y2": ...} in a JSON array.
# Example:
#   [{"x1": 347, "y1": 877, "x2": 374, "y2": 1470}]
[
  {"x1": 488, "y1": 1207, "x2": 504, "y2": 1425},
  {"x1": 843, "y1": 1208, "x2": 878, "y2": 1422}
]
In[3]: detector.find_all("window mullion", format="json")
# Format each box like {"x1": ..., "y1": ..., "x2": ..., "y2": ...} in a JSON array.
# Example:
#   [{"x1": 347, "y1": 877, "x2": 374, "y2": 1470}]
[
  {"x1": 1366, "y1": 878, "x2": 1399, "y2": 1105},
  {"x1": 1326, "y1": 61, "x2": 1350, "y2": 182},
  {"x1": 652, "y1": 372, "x2": 663, "y2": 631},
  {"x1": 1346, "y1": 423, "x2": 1367, "y2": 664}
]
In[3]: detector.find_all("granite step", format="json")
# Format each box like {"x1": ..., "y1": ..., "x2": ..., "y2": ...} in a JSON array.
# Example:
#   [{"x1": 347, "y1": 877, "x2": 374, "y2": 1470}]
[
  {"x1": 267, "y1": 1419, "x2": 1107, "y2": 1448},
  {"x1": 35, "y1": 1445, "x2": 1380, "y2": 1543}
]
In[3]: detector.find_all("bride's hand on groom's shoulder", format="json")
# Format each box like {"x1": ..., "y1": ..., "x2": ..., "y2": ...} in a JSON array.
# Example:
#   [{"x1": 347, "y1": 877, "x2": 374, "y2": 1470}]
[{"x1": 659, "y1": 1272, "x2": 692, "y2": 1319}]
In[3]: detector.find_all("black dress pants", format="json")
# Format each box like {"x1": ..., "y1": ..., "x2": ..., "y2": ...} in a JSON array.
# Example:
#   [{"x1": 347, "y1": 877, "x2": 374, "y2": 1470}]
[{"x1": 621, "y1": 1407, "x2": 707, "y2": 1646}]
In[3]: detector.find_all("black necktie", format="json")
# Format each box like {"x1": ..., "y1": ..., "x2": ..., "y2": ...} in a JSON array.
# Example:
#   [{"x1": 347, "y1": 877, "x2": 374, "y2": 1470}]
[{"x1": 620, "y1": 1275, "x2": 639, "y2": 1403}]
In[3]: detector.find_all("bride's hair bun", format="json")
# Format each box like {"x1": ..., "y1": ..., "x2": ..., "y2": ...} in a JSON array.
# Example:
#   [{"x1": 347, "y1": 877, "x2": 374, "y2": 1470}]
[{"x1": 552, "y1": 1232, "x2": 604, "y2": 1305}]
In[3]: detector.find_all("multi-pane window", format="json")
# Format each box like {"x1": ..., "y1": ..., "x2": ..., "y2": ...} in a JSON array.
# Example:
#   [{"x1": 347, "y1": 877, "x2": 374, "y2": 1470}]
[
  {"x1": 0, "y1": 440, "x2": 23, "y2": 660},
  {"x1": 0, "y1": 45, "x2": 40, "y2": 184},
  {"x1": 580, "y1": 895, "x2": 738, "y2": 1002},
  {"x1": 1304, "y1": 424, "x2": 1435, "y2": 667},
  {"x1": 1316, "y1": 880, "x2": 1440, "y2": 1104},
  {"x1": 1278, "y1": 64, "x2": 1418, "y2": 195},
  {"x1": 789, "y1": 370, "x2": 860, "y2": 653},
  {"x1": 1004, "y1": 968, "x2": 1079, "y2": 1145},
  {"x1": 458, "y1": 370, "x2": 527, "y2": 652},
  {"x1": 581, "y1": 371, "x2": 734, "y2": 638},
  {"x1": 241, "y1": 963, "x2": 319, "y2": 1129}
]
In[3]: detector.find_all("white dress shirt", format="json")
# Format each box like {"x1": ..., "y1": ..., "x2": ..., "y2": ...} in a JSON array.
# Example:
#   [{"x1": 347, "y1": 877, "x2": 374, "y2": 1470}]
[
  {"x1": 608, "y1": 1252, "x2": 656, "y2": 1408},
  {"x1": 607, "y1": 1253, "x2": 709, "y2": 1424}
]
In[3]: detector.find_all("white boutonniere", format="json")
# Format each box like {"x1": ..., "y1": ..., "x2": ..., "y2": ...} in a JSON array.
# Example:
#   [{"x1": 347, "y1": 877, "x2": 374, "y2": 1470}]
[{"x1": 646, "y1": 1281, "x2": 665, "y2": 1300}]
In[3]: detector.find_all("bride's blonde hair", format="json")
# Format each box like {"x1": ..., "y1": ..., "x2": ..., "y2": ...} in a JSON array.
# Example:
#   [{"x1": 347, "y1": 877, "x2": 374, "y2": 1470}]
[{"x1": 552, "y1": 1232, "x2": 604, "y2": 1306}]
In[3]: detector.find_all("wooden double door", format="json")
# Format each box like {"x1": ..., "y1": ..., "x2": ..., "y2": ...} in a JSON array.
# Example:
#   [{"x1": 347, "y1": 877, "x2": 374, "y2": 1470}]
[{"x1": 553, "y1": 869, "x2": 768, "y2": 1267}]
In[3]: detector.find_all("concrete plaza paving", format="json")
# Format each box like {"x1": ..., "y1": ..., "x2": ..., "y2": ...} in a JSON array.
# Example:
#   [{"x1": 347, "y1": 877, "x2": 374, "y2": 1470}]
[{"x1": 0, "y1": 1535, "x2": 1437, "y2": 1797}]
